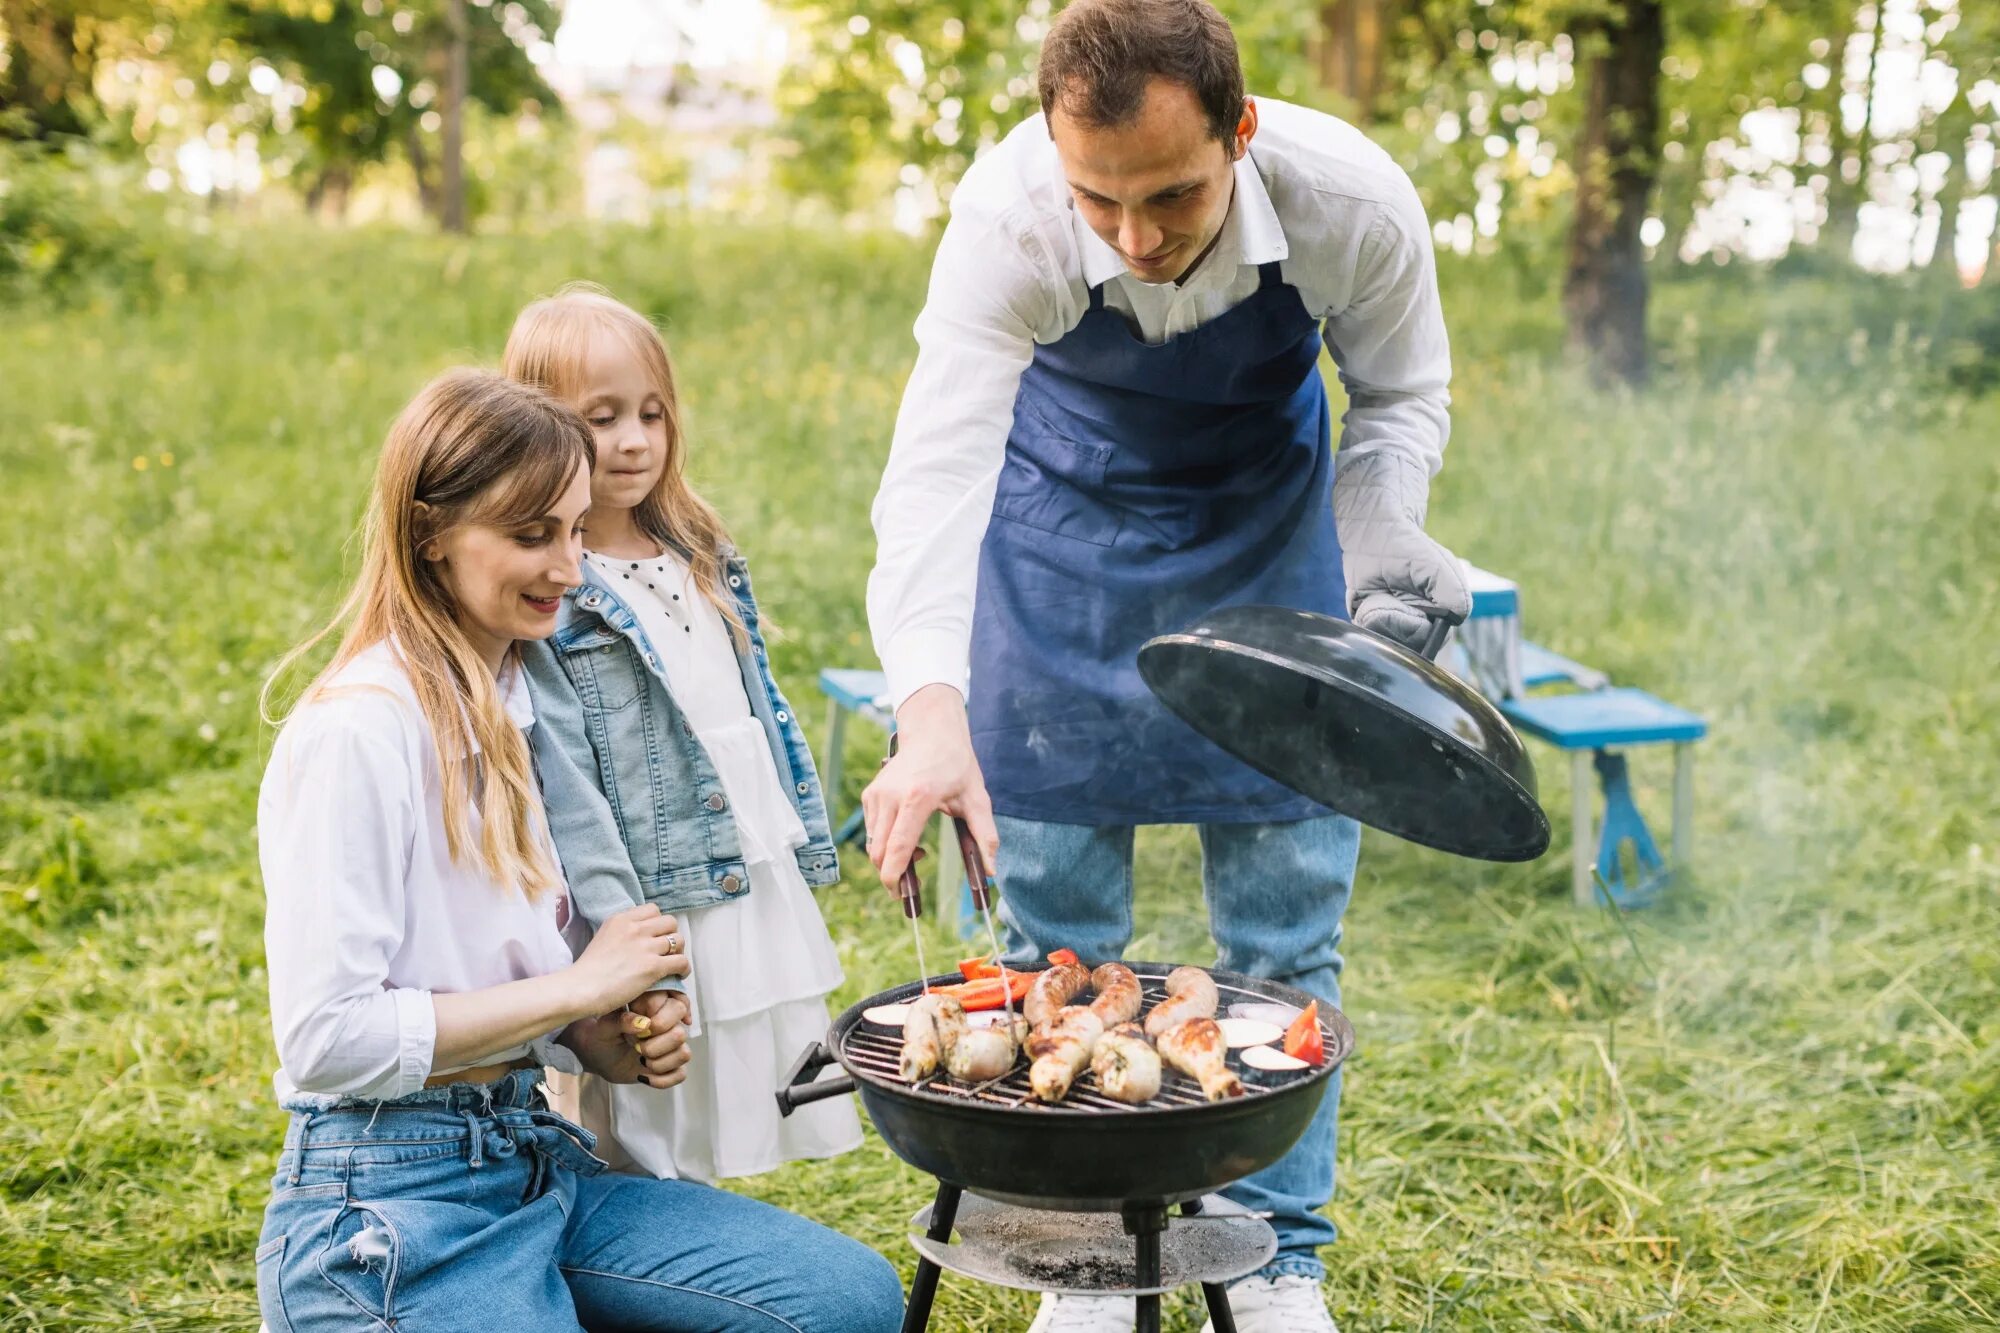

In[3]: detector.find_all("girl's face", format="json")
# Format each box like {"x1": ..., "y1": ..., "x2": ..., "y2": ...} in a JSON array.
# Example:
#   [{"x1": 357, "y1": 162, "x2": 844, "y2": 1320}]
[
  {"x1": 575, "y1": 331, "x2": 670, "y2": 515},
  {"x1": 429, "y1": 459, "x2": 592, "y2": 670}
]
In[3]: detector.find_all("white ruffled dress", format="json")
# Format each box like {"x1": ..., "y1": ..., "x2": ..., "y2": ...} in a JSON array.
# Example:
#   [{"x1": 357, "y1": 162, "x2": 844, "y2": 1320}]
[{"x1": 566, "y1": 547, "x2": 861, "y2": 1181}]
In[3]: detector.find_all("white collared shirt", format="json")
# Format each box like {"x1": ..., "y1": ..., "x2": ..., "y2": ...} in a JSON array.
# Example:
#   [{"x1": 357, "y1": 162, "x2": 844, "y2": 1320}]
[
  {"x1": 867, "y1": 97, "x2": 1453, "y2": 708},
  {"x1": 259, "y1": 641, "x2": 583, "y2": 1101}
]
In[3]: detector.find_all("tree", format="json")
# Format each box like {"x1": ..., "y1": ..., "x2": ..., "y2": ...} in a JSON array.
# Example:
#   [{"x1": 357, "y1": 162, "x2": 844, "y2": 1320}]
[{"x1": 1563, "y1": 0, "x2": 1663, "y2": 385}]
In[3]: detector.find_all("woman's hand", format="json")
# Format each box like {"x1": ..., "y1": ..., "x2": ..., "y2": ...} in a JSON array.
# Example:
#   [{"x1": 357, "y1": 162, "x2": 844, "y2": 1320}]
[
  {"x1": 563, "y1": 991, "x2": 693, "y2": 1089},
  {"x1": 565, "y1": 903, "x2": 688, "y2": 1015}
]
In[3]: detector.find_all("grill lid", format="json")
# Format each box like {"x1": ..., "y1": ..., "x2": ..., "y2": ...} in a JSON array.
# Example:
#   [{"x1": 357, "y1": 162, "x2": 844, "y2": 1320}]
[{"x1": 1138, "y1": 605, "x2": 1551, "y2": 862}]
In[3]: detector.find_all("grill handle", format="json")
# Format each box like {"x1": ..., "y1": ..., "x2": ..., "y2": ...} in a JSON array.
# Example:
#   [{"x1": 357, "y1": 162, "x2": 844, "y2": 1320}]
[{"x1": 774, "y1": 1041, "x2": 857, "y2": 1117}]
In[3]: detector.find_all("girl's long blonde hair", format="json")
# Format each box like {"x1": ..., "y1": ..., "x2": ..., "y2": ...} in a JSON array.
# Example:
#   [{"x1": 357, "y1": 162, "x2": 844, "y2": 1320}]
[
  {"x1": 262, "y1": 368, "x2": 595, "y2": 901},
  {"x1": 502, "y1": 283, "x2": 742, "y2": 637}
]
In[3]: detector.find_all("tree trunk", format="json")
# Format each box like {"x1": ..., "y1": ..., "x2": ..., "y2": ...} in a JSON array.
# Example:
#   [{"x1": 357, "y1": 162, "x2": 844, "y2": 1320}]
[
  {"x1": 440, "y1": 0, "x2": 469, "y2": 233},
  {"x1": 1826, "y1": 9, "x2": 1879, "y2": 264},
  {"x1": 1563, "y1": 0, "x2": 1664, "y2": 387},
  {"x1": 1317, "y1": 0, "x2": 1386, "y2": 121}
]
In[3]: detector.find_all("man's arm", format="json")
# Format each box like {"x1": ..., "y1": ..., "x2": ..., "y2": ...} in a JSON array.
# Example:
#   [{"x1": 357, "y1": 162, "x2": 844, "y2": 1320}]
[
  {"x1": 863, "y1": 205, "x2": 1052, "y2": 885},
  {"x1": 1322, "y1": 194, "x2": 1470, "y2": 649}
]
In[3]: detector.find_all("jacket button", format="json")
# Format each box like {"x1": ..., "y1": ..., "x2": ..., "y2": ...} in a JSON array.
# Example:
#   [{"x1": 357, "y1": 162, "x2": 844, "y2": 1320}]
[
  {"x1": 720, "y1": 874, "x2": 743, "y2": 894},
  {"x1": 727, "y1": 575, "x2": 742, "y2": 589},
  {"x1": 775, "y1": 710, "x2": 788, "y2": 723},
  {"x1": 796, "y1": 781, "x2": 810, "y2": 796},
  {"x1": 705, "y1": 792, "x2": 728, "y2": 812}
]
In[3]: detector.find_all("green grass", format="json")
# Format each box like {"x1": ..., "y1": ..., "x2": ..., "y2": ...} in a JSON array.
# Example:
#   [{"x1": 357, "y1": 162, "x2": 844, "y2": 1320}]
[{"x1": 1, "y1": 225, "x2": 1995, "y2": 1330}]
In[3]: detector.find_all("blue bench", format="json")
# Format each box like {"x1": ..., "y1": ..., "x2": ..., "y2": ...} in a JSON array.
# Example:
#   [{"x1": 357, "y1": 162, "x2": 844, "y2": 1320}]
[
  {"x1": 814, "y1": 668, "x2": 973, "y2": 930},
  {"x1": 1500, "y1": 686, "x2": 1707, "y2": 908}
]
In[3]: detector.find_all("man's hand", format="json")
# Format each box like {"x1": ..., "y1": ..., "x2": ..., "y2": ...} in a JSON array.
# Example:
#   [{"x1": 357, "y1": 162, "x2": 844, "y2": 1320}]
[
  {"x1": 861, "y1": 684, "x2": 1000, "y2": 889},
  {"x1": 1331, "y1": 450, "x2": 1470, "y2": 652}
]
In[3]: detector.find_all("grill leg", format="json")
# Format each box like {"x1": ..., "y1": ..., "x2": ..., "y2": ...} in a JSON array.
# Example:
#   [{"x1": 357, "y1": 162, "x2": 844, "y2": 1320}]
[
  {"x1": 1202, "y1": 1283, "x2": 1238, "y2": 1333},
  {"x1": 901, "y1": 1181, "x2": 961, "y2": 1333},
  {"x1": 1135, "y1": 1226, "x2": 1162, "y2": 1333}
]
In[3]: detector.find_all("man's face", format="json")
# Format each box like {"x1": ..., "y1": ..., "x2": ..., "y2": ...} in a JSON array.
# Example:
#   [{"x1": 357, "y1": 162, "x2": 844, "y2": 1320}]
[{"x1": 1050, "y1": 78, "x2": 1253, "y2": 284}]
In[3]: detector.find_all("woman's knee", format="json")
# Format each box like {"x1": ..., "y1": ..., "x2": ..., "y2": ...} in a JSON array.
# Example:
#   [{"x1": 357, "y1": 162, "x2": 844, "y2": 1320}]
[{"x1": 787, "y1": 1235, "x2": 904, "y2": 1332}]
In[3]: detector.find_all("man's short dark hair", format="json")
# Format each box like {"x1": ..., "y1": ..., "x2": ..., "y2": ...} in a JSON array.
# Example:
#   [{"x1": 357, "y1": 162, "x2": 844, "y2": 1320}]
[{"x1": 1037, "y1": 0, "x2": 1244, "y2": 144}]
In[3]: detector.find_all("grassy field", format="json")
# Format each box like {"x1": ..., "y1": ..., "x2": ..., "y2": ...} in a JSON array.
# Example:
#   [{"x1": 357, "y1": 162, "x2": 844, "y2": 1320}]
[{"x1": 1, "y1": 225, "x2": 1995, "y2": 1331}]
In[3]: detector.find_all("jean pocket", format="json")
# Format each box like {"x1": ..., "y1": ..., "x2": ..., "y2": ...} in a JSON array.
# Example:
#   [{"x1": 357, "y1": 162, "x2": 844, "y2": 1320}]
[
  {"x1": 314, "y1": 1200, "x2": 402, "y2": 1327},
  {"x1": 255, "y1": 1236, "x2": 294, "y2": 1333}
]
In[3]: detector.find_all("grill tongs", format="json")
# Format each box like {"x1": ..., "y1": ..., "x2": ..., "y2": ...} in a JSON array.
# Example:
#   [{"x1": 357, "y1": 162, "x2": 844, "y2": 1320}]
[{"x1": 881, "y1": 734, "x2": 1014, "y2": 1028}]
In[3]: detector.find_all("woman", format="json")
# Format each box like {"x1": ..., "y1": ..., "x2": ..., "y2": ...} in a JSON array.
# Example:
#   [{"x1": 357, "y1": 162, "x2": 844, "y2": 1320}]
[{"x1": 253, "y1": 367, "x2": 903, "y2": 1332}]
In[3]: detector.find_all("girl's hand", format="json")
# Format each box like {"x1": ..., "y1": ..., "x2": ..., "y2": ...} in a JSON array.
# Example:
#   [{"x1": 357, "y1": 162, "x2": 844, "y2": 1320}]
[
  {"x1": 562, "y1": 992, "x2": 692, "y2": 1088},
  {"x1": 623, "y1": 990, "x2": 692, "y2": 1090},
  {"x1": 566, "y1": 903, "x2": 688, "y2": 1015}
]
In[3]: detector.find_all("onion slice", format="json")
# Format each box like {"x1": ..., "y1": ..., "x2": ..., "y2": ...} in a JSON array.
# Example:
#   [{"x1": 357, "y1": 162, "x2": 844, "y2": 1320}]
[
  {"x1": 1227, "y1": 1001, "x2": 1301, "y2": 1028},
  {"x1": 1240, "y1": 1045, "x2": 1311, "y2": 1073},
  {"x1": 862, "y1": 1003, "x2": 913, "y2": 1028},
  {"x1": 1215, "y1": 1018, "x2": 1285, "y2": 1048}
]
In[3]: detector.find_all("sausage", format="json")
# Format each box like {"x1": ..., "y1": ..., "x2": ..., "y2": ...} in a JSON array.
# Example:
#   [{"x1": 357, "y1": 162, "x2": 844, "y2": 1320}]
[
  {"x1": 1090, "y1": 1022, "x2": 1162, "y2": 1104},
  {"x1": 1026, "y1": 1006, "x2": 1106, "y2": 1102},
  {"x1": 1142, "y1": 965, "x2": 1220, "y2": 1038},
  {"x1": 1024, "y1": 961, "x2": 1092, "y2": 1030},
  {"x1": 1156, "y1": 1016, "x2": 1244, "y2": 1102},
  {"x1": 945, "y1": 1024, "x2": 1019, "y2": 1082},
  {"x1": 1087, "y1": 962, "x2": 1142, "y2": 1027},
  {"x1": 899, "y1": 993, "x2": 968, "y2": 1082}
]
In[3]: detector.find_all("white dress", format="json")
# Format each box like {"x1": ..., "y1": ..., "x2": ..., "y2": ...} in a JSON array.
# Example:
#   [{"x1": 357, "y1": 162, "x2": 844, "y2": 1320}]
[{"x1": 565, "y1": 547, "x2": 862, "y2": 1181}]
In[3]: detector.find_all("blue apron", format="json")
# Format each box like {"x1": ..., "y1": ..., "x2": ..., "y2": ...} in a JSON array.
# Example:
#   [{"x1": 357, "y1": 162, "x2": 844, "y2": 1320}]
[{"x1": 969, "y1": 259, "x2": 1345, "y2": 824}]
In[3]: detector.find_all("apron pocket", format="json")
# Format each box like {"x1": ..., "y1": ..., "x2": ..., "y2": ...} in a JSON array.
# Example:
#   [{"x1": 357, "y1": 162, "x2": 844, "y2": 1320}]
[{"x1": 993, "y1": 439, "x2": 1123, "y2": 547}]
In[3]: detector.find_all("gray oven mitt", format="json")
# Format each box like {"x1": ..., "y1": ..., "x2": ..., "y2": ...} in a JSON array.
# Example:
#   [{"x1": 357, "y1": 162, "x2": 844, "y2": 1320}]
[{"x1": 1331, "y1": 449, "x2": 1471, "y2": 651}]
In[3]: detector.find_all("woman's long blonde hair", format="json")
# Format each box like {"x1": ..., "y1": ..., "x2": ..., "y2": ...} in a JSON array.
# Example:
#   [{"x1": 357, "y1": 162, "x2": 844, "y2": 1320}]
[
  {"x1": 502, "y1": 283, "x2": 743, "y2": 637},
  {"x1": 262, "y1": 368, "x2": 595, "y2": 901}
]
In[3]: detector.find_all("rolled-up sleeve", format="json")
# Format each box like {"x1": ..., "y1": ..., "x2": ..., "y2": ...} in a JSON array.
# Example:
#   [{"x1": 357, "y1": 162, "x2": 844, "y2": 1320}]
[
  {"x1": 1320, "y1": 195, "x2": 1452, "y2": 477},
  {"x1": 260, "y1": 713, "x2": 434, "y2": 1099},
  {"x1": 867, "y1": 207, "x2": 1051, "y2": 710}
]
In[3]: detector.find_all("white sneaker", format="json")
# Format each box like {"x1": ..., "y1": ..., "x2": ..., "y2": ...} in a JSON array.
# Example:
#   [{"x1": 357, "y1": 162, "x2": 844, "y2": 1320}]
[
  {"x1": 1026, "y1": 1292, "x2": 1136, "y2": 1333},
  {"x1": 1202, "y1": 1274, "x2": 1338, "y2": 1333}
]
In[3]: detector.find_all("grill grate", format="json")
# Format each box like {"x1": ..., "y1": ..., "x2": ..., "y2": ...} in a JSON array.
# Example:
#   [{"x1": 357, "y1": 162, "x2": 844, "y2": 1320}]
[{"x1": 836, "y1": 973, "x2": 1319, "y2": 1113}]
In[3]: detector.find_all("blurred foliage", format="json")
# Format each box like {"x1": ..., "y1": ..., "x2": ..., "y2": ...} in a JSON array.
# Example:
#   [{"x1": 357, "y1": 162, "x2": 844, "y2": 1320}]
[{"x1": 0, "y1": 136, "x2": 220, "y2": 302}]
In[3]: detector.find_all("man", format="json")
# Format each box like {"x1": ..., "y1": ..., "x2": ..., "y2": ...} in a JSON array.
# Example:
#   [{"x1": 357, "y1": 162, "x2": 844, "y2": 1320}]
[{"x1": 862, "y1": 2, "x2": 1468, "y2": 1329}]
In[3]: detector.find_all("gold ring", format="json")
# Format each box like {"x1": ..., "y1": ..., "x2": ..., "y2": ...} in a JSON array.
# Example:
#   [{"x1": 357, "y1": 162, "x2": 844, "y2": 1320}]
[{"x1": 665, "y1": 934, "x2": 684, "y2": 956}]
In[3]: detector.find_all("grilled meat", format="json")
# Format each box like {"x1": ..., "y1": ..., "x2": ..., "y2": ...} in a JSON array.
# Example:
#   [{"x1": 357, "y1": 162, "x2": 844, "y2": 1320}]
[
  {"x1": 1156, "y1": 1016, "x2": 1244, "y2": 1101},
  {"x1": 899, "y1": 993, "x2": 968, "y2": 1083},
  {"x1": 1024, "y1": 961, "x2": 1092, "y2": 1030},
  {"x1": 1026, "y1": 1005, "x2": 1106, "y2": 1102},
  {"x1": 1089, "y1": 1022, "x2": 1162, "y2": 1104},
  {"x1": 945, "y1": 1023, "x2": 1020, "y2": 1082},
  {"x1": 1142, "y1": 965, "x2": 1220, "y2": 1038},
  {"x1": 1087, "y1": 962, "x2": 1142, "y2": 1027}
]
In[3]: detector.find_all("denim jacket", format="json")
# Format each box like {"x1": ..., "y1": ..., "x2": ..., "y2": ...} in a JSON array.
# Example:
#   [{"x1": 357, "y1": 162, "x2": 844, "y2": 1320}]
[{"x1": 522, "y1": 549, "x2": 838, "y2": 929}]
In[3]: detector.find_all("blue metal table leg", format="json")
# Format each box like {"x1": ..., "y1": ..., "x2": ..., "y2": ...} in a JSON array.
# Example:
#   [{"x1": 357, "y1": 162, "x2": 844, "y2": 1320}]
[{"x1": 1593, "y1": 749, "x2": 1668, "y2": 908}]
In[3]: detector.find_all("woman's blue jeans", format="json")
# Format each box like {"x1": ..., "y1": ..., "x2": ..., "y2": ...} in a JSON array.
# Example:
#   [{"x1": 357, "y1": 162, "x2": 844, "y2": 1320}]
[
  {"x1": 256, "y1": 1070, "x2": 904, "y2": 1332},
  {"x1": 993, "y1": 813, "x2": 1358, "y2": 1281}
]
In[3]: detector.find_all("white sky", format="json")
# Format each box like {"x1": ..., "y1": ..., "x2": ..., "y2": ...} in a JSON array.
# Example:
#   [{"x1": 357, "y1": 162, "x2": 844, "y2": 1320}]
[{"x1": 552, "y1": 0, "x2": 781, "y2": 72}]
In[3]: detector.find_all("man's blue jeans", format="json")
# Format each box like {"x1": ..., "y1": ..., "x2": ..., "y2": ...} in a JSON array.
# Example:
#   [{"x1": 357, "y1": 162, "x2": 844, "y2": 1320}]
[
  {"x1": 256, "y1": 1071, "x2": 904, "y2": 1331},
  {"x1": 994, "y1": 813, "x2": 1358, "y2": 1281}
]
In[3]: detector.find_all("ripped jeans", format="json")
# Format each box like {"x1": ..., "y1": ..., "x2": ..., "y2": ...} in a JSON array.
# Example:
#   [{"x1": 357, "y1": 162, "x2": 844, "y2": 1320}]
[{"x1": 255, "y1": 1071, "x2": 904, "y2": 1332}]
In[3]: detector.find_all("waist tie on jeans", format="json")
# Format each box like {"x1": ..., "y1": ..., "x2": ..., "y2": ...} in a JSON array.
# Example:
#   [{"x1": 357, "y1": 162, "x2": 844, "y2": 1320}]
[{"x1": 462, "y1": 1106, "x2": 606, "y2": 1199}]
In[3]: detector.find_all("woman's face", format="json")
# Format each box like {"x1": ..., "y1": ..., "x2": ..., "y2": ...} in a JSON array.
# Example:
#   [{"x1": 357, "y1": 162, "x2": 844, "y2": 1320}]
[
  {"x1": 575, "y1": 332, "x2": 670, "y2": 515},
  {"x1": 429, "y1": 458, "x2": 592, "y2": 670}
]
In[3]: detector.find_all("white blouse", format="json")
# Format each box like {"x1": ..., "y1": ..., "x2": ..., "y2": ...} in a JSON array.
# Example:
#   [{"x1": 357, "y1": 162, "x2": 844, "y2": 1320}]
[{"x1": 259, "y1": 641, "x2": 583, "y2": 1102}]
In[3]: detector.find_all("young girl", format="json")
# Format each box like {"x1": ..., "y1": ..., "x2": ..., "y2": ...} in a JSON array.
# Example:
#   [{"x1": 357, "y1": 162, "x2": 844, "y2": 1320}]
[
  {"x1": 255, "y1": 368, "x2": 900, "y2": 1331},
  {"x1": 506, "y1": 285, "x2": 862, "y2": 1182}
]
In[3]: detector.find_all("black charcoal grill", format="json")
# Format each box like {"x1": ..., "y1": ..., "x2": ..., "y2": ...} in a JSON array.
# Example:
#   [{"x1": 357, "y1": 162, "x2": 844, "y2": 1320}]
[{"x1": 777, "y1": 962, "x2": 1353, "y2": 1333}]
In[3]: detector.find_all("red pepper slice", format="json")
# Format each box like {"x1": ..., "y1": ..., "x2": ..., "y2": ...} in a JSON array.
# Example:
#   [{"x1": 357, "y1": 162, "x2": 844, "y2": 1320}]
[
  {"x1": 1046, "y1": 948, "x2": 1081, "y2": 967},
  {"x1": 1283, "y1": 1000, "x2": 1325, "y2": 1066},
  {"x1": 934, "y1": 970, "x2": 1035, "y2": 1012},
  {"x1": 957, "y1": 954, "x2": 1001, "y2": 981}
]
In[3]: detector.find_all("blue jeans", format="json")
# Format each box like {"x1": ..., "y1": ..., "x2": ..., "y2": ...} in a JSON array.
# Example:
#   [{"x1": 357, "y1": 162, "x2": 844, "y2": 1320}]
[
  {"x1": 994, "y1": 814, "x2": 1358, "y2": 1281},
  {"x1": 256, "y1": 1071, "x2": 904, "y2": 1332}
]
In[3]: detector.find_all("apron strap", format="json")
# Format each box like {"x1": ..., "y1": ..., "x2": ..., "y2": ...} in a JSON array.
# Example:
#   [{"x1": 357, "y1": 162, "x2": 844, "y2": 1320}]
[
  {"x1": 1257, "y1": 259, "x2": 1284, "y2": 289},
  {"x1": 1087, "y1": 280, "x2": 1107, "y2": 312}
]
